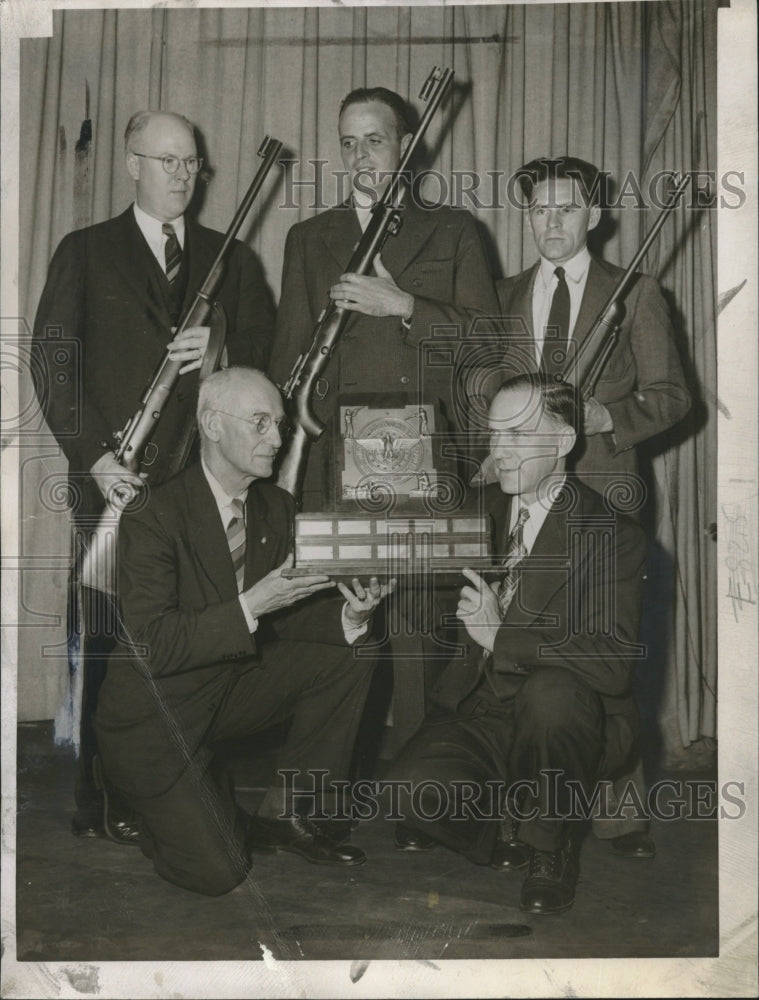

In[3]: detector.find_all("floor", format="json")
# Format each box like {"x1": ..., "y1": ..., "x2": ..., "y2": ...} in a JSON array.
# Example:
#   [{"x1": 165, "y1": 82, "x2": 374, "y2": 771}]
[{"x1": 14, "y1": 720, "x2": 719, "y2": 965}]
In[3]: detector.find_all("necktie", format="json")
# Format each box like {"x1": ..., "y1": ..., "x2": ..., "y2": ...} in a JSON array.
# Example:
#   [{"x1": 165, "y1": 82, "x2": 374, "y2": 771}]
[
  {"x1": 162, "y1": 222, "x2": 182, "y2": 286},
  {"x1": 226, "y1": 498, "x2": 246, "y2": 593},
  {"x1": 542, "y1": 266, "x2": 570, "y2": 374},
  {"x1": 497, "y1": 507, "x2": 530, "y2": 619}
]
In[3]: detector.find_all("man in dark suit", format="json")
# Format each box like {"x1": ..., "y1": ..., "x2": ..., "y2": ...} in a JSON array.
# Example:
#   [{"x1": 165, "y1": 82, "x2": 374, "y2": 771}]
[
  {"x1": 492, "y1": 155, "x2": 690, "y2": 498},
  {"x1": 269, "y1": 86, "x2": 499, "y2": 512},
  {"x1": 476, "y1": 157, "x2": 690, "y2": 859},
  {"x1": 386, "y1": 373, "x2": 648, "y2": 914},
  {"x1": 32, "y1": 110, "x2": 275, "y2": 839},
  {"x1": 94, "y1": 367, "x2": 392, "y2": 895}
]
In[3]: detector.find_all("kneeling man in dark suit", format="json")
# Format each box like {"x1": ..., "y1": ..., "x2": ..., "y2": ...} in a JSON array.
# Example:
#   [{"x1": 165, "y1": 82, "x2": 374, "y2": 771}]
[
  {"x1": 387, "y1": 372, "x2": 647, "y2": 914},
  {"x1": 95, "y1": 367, "x2": 392, "y2": 895}
]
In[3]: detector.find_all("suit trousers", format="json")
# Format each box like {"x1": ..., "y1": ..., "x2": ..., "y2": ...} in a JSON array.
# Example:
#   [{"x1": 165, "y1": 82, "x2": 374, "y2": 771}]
[
  {"x1": 118, "y1": 638, "x2": 374, "y2": 896},
  {"x1": 386, "y1": 665, "x2": 605, "y2": 864}
]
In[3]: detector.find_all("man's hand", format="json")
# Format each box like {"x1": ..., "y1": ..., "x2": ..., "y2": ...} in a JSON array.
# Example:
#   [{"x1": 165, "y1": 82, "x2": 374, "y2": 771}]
[
  {"x1": 329, "y1": 254, "x2": 414, "y2": 320},
  {"x1": 338, "y1": 575, "x2": 397, "y2": 629},
  {"x1": 583, "y1": 396, "x2": 614, "y2": 436},
  {"x1": 242, "y1": 555, "x2": 335, "y2": 617},
  {"x1": 167, "y1": 325, "x2": 211, "y2": 374},
  {"x1": 457, "y1": 568, "x2": 501, "y2": 654},
  {"x1": 90, "y1": 452, "x2": 145, "y2": 509}
]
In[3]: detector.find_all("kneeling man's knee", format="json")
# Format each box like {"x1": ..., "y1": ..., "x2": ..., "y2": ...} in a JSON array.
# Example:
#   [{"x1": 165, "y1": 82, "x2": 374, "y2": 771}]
[{"x1": 516, "y1": 666, "x2": 602, "y2": 733}]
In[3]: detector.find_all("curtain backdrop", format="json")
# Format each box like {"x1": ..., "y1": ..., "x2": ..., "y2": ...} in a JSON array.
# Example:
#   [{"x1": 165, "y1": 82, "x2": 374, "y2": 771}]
[{"x1": 16, "y1": 2, "x2": 718, "y2": 760}]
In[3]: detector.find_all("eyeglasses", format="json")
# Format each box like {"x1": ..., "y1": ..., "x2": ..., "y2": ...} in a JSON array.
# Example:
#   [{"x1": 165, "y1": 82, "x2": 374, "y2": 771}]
[
  {"x1": 131, "y1": 152, "x2": 203, "y2": 175},
  {"x1": 215, "y1": 410, "x2": 291, "y2": 437}
]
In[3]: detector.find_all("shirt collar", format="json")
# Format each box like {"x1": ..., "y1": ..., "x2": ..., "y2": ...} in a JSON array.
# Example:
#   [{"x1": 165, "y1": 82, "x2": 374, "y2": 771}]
[
  {"x1": 201, "y1": 459, "x2": 247, "y2": 517},
  {"x1": 537, "y1": 246, "x2": 591, "y2": 287},
  {"x1": 510, "y1": 474, "x2": 567, "y2": 532},
  {"x1": 133, "y1": 202, "x2": 186, "y2": 247}
]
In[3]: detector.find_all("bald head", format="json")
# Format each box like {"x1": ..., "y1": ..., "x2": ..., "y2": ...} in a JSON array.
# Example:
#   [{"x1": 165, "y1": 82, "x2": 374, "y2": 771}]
[{"x1": 197, "y1": 368, "x2": 286, "y2": 494}]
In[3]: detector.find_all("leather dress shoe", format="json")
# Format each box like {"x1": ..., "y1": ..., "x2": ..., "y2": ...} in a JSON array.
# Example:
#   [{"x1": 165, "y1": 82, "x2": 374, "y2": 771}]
[
  {"x1": 490, "y1": 814, "x2": 530, "y2": 872},
  {"x1": 311, "y1": 818, "x2": 358, "y2": 845},
  {"x1": 248, "y1": 815, "x2": 366, "y2": 866},
  {"x1": 394, "y1": 823, "x2": 438, "y2": 852},
  {"x1": 91, "y1": 755, "x2": 141, "y2": 846},
  {"x1": 611, "y1": 831, "x2": 656, "y2": 859},
  {"x1": 520, "y1": 839, "x2": 579, "y2": 915}
]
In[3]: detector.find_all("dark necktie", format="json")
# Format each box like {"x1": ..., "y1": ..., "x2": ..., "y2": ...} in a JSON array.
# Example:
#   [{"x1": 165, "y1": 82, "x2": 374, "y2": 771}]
[
  {"x1": 162, "y1": 222, "x2": 182, "y2": 286},
  {"x1": 497, "y1": 507, "x2": 530, "y2": 619},
  {"x1": 226, "y1": 498, "x2": 246, "y2": 593},
  {"x1": 542, "y1": 266, "x2": 570, "y2": 374}
]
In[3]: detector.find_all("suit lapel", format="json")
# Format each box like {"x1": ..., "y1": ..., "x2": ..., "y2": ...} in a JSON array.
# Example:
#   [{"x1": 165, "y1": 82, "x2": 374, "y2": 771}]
[
  {"x1": 182, "y1": 218, "x2": 218, "y2": 317},
  {"x1": 104, "y1": 207, "x2": 173, "y2": 332},
  {"x1": 506, "y1": 489, "x2": 574, "y2": 623},
  {"x1": 242, "y1": 483, "x2": 281, "y2": 590},
  {"x1": 320, "y1": 204, "x2": 363, "y2": 271},
  {"x1": 508, "y1": 264, "x2": 538, "y2": 338},
  {"x1": 572, "y1": 256, "x2": 616, "y2": 349},
  {"x1": 183, "y1": 464, "x2": 239, "y2": 602},
  {"x1": 381, "y1": 200, "x2": 440, "y2": 278}
]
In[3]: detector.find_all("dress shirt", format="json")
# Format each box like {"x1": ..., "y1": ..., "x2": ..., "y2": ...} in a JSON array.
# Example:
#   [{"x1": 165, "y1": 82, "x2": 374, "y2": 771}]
[
  {"x1": 133, "y1": 203, "x2": 186, "y2": 274},
  {"x1": 531, "y1": 247, "x2": 591, "y2": 368},
  {"x1": 505, "y1": 475, "x2": 567, "y2": 557},
  {"x1": 201, "y1": 460, "x2": 259, "y2": 633},
  {"x1": 200, "y1": 461, "x2": 367, "y2": 643}
]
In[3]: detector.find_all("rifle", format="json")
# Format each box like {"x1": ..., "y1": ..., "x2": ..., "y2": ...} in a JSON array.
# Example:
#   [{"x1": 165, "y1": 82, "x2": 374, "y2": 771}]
[
  {"x1": 563, "y1": 172, "x2": 691, "y2": 396},
  {"x1": 276, "y1": 67, "x2": 454, "y2": 502},
  {"x1": 80, "y1": 135, "x2": 282, "y2": 592}
]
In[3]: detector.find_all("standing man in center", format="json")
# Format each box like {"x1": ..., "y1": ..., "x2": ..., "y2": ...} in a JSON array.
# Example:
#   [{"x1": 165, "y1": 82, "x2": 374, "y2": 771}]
[{"x1": 269, "y1": 86, "x2": 499, "y2": 512}]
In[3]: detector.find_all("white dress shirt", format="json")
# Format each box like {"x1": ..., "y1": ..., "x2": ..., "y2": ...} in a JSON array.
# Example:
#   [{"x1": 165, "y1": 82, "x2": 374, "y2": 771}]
[
  {"x1": 531, "y1": 247, "x2": 591, "y2": 368},
  {"x1": 506, "y1": 475, "x2": 567, "y2": 557},
  {"x1": 133, "y1": 203, "x2": 186, "y2": 274}
]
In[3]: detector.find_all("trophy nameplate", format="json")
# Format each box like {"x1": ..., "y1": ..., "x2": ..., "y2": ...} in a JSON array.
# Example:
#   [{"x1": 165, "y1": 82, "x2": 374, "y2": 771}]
[{"x1": 286, "y1": 511, "x2": 493, "y2": 579}]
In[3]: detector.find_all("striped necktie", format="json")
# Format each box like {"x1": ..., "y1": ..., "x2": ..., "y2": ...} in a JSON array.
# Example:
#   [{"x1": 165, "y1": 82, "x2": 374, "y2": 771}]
[
  {"x1": 162, "y1": 222, "x2": 182, "y2": 286},
  {"x1": 226, "y1": 498, "x2": 246, "y2": 593},
  {"x1": 497, "y1": 506, "x2": 530, "y2": 618},
  {"x1": 542, "y1": 266, "x2": 570, "y2": 374}
]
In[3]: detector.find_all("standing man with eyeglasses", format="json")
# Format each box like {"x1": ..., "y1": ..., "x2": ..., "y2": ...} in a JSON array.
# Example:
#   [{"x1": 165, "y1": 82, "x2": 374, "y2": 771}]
[
  {"x1": 94, "y1": 367, "x2": 393, "y2": 894},
  {"x1": 32, "y1": 110, "x2": 276, "y2": 842}
]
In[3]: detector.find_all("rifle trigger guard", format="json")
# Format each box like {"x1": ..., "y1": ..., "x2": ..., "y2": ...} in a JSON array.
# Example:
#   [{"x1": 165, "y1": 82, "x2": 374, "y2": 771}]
[{"x1": 315, "y1": 378, "x2": 329, "y2": 400}]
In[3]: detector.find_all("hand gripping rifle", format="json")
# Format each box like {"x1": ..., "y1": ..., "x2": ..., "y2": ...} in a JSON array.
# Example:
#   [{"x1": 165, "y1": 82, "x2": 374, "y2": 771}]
[
  {"x1": 562, "y1": 172, "x2": 691, "y2": 397},
  {"x1": 80, "y1": 135, "x2": 283, "y2": 592},
  {"x1": 275, "y1": 67, "x2": 454, "y2": 502}
]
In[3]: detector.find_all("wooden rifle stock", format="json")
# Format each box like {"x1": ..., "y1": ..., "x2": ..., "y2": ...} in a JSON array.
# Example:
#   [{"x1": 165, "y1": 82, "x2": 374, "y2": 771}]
[
  {"x1": 563, "y1": 172, "x2": 691, "y2": 397},
  {"x1": 276, "y1": 67, "x2": 454, "y2": 501}
]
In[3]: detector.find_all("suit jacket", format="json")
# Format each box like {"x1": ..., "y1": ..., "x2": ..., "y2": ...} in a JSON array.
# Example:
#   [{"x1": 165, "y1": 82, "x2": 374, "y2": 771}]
[
  {"x1": 495, "y1": 256, "x2": 690, "y2": 494},
  {"x1": 269, "y1": 201, "x2": 499, "y2": 506},
  {"x1": 433, "y1": 480, "x2": 648, "y2": 772},
  {"x1": 94, "y1": 462, "x2": 350, "y2": 797},
  {"x1": 32, "y1": 206, "x2": 276, "y2": 519}
]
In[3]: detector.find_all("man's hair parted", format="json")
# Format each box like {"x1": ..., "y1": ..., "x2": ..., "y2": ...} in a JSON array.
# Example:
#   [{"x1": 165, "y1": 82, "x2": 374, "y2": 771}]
[
  {"x1": 495, "y1": 372, "x2": 582, "y2": 437},
  {"x1": 339, "y1": 87, "x2": 413, "y2": 139},
  {"x1": 516, "y1": 156, "x2": 607, "y2": 208}
]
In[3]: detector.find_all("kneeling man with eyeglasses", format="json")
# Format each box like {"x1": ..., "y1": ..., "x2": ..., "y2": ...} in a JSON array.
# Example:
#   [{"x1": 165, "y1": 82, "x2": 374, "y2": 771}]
[
  {"x1": 386, "y1": 372, "x2": 647, "y2": 914},
  {"x1": 94, "y1": 367, "x2": 393, "y2": 895}
]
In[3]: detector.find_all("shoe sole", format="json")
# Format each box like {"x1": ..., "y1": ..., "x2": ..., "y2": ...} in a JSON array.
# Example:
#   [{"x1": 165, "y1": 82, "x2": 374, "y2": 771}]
[
  {"x1": 520, "y1": 897, "x2": 575, "y2": 915},
  {"x1": 250, "y1": 843, "x2": 367, "y2": 866}
]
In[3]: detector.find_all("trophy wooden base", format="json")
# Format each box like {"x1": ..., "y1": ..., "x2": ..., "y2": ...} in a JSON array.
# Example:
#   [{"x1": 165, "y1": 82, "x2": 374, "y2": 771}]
[{"x1": 284, "y1": 511, "x2": 492, "y2": 579}]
